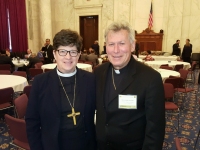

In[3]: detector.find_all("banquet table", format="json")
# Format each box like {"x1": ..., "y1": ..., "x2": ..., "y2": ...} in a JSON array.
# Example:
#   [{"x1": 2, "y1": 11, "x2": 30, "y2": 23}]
[
  {"x1": 41, "y1": 63, "x2": 93, "y2": 72},
  {"x1": 156, "y1": 69, "x2": 180, "y2": 82},
  {"x1": 139, "y1": 55, "x2": 178, "y2": 61},
  {"x1": 144, "y1": 61, "x2": 191, "y2": 70},
  {"x1": 12, "y1": 59, "x2": 29, "y2": 67},
  {"x1": 0, "y1": 75, "x2": 28, "y2": 92}
]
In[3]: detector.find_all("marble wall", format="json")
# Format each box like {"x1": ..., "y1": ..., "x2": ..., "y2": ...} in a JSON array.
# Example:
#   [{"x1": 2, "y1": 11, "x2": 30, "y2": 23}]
[{"x1": 26, "y1": 0, "x2": 200, "y2": 54}]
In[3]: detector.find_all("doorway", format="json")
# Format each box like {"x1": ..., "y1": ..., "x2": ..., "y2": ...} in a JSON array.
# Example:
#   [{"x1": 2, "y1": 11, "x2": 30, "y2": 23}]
[{"x1": 79, "y1": 16, "x2": 98, "y2": 52}]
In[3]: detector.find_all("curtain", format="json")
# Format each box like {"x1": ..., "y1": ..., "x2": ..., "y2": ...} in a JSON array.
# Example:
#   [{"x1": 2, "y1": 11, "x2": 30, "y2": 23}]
[
  {"x1": 7, "y1": 0, "x2": 28, "y2": 53},
  {"x1": 0, "y1": 0, "x2": 9, "y2": 50}
]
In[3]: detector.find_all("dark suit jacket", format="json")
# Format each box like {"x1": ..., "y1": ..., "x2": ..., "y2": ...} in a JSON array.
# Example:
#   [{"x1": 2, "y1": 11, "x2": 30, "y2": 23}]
[
  {"x1": 41, "y1": 44, "x2": 54, "y2": 62},
  {"x1": 0, "y1": 55, "x2": 15, "y2": 68},
  {"x1": 94, "y1": 57, "x2": 165, "y2": 150},
  {"x1": 172, "y1": 43, "x2": 181, "y2": 56},
  {"x1": 182, "y1": 44, "x2": 192, "y2": 58},
  {"x1": 25, "y1": 68, "x2": 96, "y2": 150}
]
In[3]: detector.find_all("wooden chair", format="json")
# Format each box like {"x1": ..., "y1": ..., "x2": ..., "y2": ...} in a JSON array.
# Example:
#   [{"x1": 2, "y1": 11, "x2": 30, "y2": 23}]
[
  {"x1": 0, "y1": 87, "x2": 14, "y2": 118},
  {"x1": 23, "y1": 85, "x2": 32, "y2": 98},
  {"x1": 5, "y1": 114, "x2": 30, "y2": 150},
  {"x1": 14, "y1": 94, "x2": 28, "y2": 119},
  {"x1": 175, "y1": 137, "x2": 182, "y2": 150},
  {"x1": 29, "y1": 68, "x2": 43, "y2": 80},
  {"x1": 174, "y1": 64, "x2": 183, "y2": 72},
  {"x1": 164, "y1": 83, "x2": 179, "y2": 132},
  {"x1": 0, "y1": 70, "x2": 11, "y2": 75},
  {"x1": 160, "y1": 66, "x2": 173, "y2": 70},
  {"x1": 34, "y1": 62, "x2": 43, "y2": 69},
  {"x1": 13, "y1": 71, "x2": 27, "y2": 78},
  {"x1": 0, "y1": 64, "x2": 11, "y2": 71}
]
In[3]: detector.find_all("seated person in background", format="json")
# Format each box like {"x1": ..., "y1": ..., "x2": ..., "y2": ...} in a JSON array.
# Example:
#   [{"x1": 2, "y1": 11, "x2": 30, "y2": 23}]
[
  {"x1": 5, "y1": 48, "x2": 15, "y2": 58},
  {"x1": 143, "y1": 50, "x2": 155, "y2": 61},
  {"x1": 86, "y1": 49, "x2": 98, "y2": 66},
  {"x1": 25, "y1": 49, "x2": 32, "y2": 58},
  {"x1": 27, "y1": 54, "x2": 42, "y2": 68},
  {"x1": 79, "y1": 49, "x2": 87, "y2": 62},
  {"x1": 0, "y1": 50, "x2": 15, "y2": 72}
]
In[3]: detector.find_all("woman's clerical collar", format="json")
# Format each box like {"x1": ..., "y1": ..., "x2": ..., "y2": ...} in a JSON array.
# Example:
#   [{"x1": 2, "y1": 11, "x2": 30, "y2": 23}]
[{"x1": 57, "y1": 68, "x2": 77, "y2": 77}]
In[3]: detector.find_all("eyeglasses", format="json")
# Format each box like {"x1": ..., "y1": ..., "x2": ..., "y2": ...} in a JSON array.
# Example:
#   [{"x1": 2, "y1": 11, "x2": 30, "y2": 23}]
[{"x1": 56, "y1": 49, "x2": 79, "y2": 57}]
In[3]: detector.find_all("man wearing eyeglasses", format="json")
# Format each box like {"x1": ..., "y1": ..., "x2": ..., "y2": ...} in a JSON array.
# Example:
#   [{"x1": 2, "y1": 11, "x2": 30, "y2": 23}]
[{"x1": 26, "y1": 29, "x2": 97, "y2": 150}]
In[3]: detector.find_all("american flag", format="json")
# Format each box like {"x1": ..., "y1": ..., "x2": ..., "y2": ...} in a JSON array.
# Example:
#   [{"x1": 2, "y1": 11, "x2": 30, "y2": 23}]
[{"x1": 148, "y1": 2, "x2": 153, "y2": 29}]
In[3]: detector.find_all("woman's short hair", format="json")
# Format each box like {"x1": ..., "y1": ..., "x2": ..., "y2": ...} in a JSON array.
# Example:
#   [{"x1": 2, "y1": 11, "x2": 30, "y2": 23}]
[
  {"x1": 53, "y1": 29, "x2": 83, "y2": 52},
  {"x1": 104, "y1": 21, "x2": 135, "y2": 43}
]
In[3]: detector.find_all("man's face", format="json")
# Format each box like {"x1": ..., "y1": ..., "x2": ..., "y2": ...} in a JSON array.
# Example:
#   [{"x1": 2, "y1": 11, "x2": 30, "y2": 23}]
[
  {"x1": 53, "y1": 45, "x2": 80, "y2": 73},
  {"x1": 106, "y1": 29, "x2": 135, "y2": 70},
  {"x1": 46, "y1": 40, "x2": 50, "y2": 45},
  {"x1": 27, "y1": 49, "x2": 31, "y2": 54}
]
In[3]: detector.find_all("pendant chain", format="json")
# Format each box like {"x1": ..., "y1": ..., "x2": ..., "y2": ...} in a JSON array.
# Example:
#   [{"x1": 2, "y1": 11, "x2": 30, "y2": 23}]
[
  {"x1": 112, "y1": 68, "x2": 116, "y2": 90},
  {"x1": 58, "y1": 74, "x2": 76, "y2": 108}
]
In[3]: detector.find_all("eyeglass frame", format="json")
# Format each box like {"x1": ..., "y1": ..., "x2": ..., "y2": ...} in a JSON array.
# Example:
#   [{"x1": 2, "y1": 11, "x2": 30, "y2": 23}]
[{"x1": 55, "y1": 49, "x2": 80, "y2": 57}]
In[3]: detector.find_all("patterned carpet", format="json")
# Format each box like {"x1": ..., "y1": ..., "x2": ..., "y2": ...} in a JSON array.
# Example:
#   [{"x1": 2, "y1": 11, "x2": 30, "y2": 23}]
[{"x1": 0, "y1": 71, "x2": 199, "y2": 150}]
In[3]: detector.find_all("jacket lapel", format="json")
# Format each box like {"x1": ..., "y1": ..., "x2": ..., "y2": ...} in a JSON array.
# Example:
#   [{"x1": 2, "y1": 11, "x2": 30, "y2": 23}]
[
  {"x1": 108, "y1": 58, "x2": 137, "y2": 105},
  {"x1": 76, "y1": 68, "x2": 86, "y2": 113},
  {"x1": 48, "y1": 68, "x2": 61, "y2": 112}
]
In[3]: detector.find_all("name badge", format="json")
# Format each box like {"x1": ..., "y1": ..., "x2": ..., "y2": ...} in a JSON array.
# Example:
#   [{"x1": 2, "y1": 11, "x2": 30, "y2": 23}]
[{"x1": 118, "y1": 95, "x2": 137, "y2": 109}]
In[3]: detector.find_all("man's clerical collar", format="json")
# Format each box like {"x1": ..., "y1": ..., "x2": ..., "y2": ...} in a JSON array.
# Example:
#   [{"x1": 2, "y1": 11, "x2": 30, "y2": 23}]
[
  {"x1": 57, "y1": 68, "x2": 77, "y2": 77},
  {"x1": 114, "y1": 69, "x2": 120, "y2": 74}
]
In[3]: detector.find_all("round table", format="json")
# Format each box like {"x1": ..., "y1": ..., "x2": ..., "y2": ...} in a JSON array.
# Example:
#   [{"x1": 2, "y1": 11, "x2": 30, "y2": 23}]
[
  {"x1": 41, "y1": 63, "x2": 93, "y2": 72},
  {"x1": 156, "y1": 69, "x2": 180, "y2": 82},
  {"x1": 12, "y1": 59, "x2": 29, "y2": 67},
  {"x1": 0, "y1": 75, "x2": 28, "y2": 92},
  {"x1": 145, "y1": 61, "x2": 191, "y2": 70},
  {"x1": 139, "y1": 55, "x2": 178, "y2": 61}
]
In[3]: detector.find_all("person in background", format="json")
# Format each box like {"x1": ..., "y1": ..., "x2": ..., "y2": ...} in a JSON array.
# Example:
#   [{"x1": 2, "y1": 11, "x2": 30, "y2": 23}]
[
  {"x1": 86, "y1": 49, "x2": 99, "y2": 66},
  {"x1": 5, "y1": 48, "x2": 15, "y2": 58},
  {"x1": 143, "y1": 50, "x2": 154, "y2": 61},
  {"x1": 41, "y1": 38, "x2": 54, "y2": 64},
  {"x1": 94, "y1": 21, "x2": 165, "y2": 150},
  {"x1": 182, "y1": 39, "x2": 192, "y2": 63},
  {"x1": 91, "y1": 40, "x2": 99, "y2": 56},
  {"x1": 26, "y1": 29, "x2": 96, "y2": 150},
  {"x1": 172, "y1": 40, "x2": 181, "y2": 56},
  {"x1": 25, "y1": 49, "x2": 32, "y2": 58},
  {"x1": 0, "y1": 50, "x2": 15, "y2": 72},
  {"x1": 135, "y1": 39, "x2": 139, "y2": 58},
  {"x1": 79, "y1": 49, "x2": 87, "y2": 62}
]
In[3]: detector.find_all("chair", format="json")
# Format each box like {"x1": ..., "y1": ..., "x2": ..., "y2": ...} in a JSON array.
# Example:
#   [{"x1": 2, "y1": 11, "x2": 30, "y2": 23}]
[
  {"x1": 34, "y1": 62, "x2": 43, "y2": 69},
  {"x1": 179, "y1": 69, "x2": 189, "y2": 84},
  {"x1": 4, "y1": 114, "x2": 30, "y2": 150},
  {"x1": 160, "y1": 64, "x2": 169, "y2": 66},
  {"x1": 23, "y1": 85, "x2": 32, "y2": 98},
  {"x1": 29, "y1": 68, "x2": 43, "y2": 81},
  {"x1": 159, "y1": 66, "x2": 173, "y2": 70},
  {"x1": 164, "y1": 83, "x2": 179, "y2": 132},
  {"x1": 13, "y1": 71, "x2": 27, "y2": 78},
  {"x1": 0, "y1": 87, "x2": 14, "y2": 117},
  {"x1": 187, "y1": 61, "x2": 196, "y2": 83},
  {"x1": 175, "y1": 137, "x2": 182, "y2": 150},
  {"x1": 78, "y1": 60, "x2": 84, "y2": 63},
  {"x1": 14, "y1": 94, "x2": 28, "y2": 119},
  {"x1": 174, "y1": 64, "x2": 183, "y2": 72},
  {"x1": 194, "y1": 129, "x2": 200, "y2": 150},
  {"x1": 84, "y1": 61, "x2": 94, "y2": 68},
  {"x1": 44, "y1": 68, "x2": 52, "y2": 73},
  {"x1": 0, "y1": 64, "x2": 11, "y2": 71},
  {"x1": 0, "y1": 70, "x2": 11, "y2": 75}
]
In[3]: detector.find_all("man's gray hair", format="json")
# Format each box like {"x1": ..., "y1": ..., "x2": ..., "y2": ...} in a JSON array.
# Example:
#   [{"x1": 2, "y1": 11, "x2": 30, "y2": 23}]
[{"x1": 104, "y1": 21, "x2": 135, "y2": 43}]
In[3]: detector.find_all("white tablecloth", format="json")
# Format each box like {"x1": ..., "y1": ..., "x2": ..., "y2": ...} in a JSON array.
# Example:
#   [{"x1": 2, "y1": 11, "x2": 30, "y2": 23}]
[
  {"x1": 156, "y1": 69, "x2": 180, "y2": 82},
  {"x1": 41, "y1": 63, "x2": 93, "y2": 72},
  {"x1": 139, "y1": 55, "x2": 178, "y2": 61},
  {"x1": 144, "y1": 61, "x2": 191, "y2": 70},
  {"x1": 12, "y1": 59, "x2": 29, "y2": 67},
  {"x1": 0, "y1": 75, "x2": 28, "y2": 92}
]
